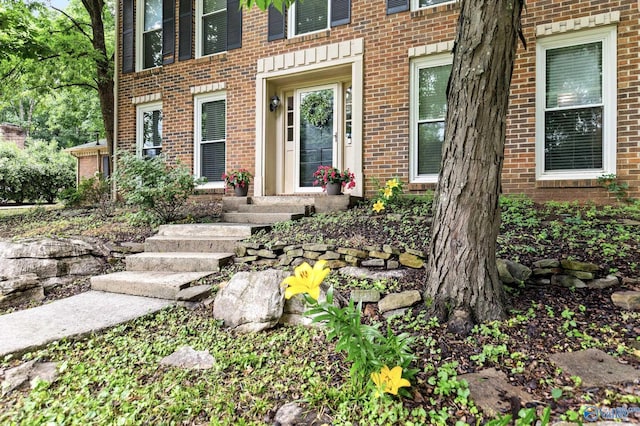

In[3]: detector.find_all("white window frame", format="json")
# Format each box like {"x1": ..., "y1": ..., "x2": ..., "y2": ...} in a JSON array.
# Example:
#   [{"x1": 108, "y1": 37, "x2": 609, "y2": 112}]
[
  {"x1": 196, "y1": 0, "x2": 227, "y2": 58},
  {"x1": 535, "y1": 25, "x2": 617, "y2": 181},
  {"x1": 411, "y1": 0, "x2": 456, "y2": 12},
  {"x1": 136, "y1": 101, "x2": 163, "y2": 158},
  {"x1": 136, "y1": 0, "x2": 162, "y2": 71},
  {"x1": 194, "y1": 92, "x2": 226, "y2": 188},
  {"x1": 287, "y1": 0, "x2": 330, "y2": 39},
  {"x1": 409, "y1": 53, "x2": 451, "y2": 183}
]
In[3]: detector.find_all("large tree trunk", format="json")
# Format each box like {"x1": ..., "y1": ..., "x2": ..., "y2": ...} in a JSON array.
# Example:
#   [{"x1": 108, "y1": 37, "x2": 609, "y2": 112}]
[
  {"x1": 82, "y1": 0, "x2": 115, "y2": 161},
  {"x1": 424, "y1": 0, "x2": 524, "y2": 331}
]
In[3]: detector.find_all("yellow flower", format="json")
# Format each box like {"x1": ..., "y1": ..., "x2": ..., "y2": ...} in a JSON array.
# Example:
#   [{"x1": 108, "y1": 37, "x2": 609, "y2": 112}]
[
  {"x1": 372, "y1": 200, "x2": 386, "y2": 213},
  {"x1": 371, "y1": 365, "x2": 411, "y2": 396},
  {"x1": 383, "y1": 187, "x2": 393, "y2": 198},
  {"x1": 281, "y1": 260, "x2": 330, "y2": 300},
  {"x1": 386, "y1": 179, "x2": 399, "y2": 189}
]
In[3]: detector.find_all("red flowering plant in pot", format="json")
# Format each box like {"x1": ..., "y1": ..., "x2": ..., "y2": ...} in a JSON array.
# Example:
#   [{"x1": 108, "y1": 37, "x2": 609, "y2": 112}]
[
  {"x1": 222, "y1": 169, "x2": 252, "y2": 196},
  {"x1": 312, "y1": 165, "x2": 356, "y2": 194}
]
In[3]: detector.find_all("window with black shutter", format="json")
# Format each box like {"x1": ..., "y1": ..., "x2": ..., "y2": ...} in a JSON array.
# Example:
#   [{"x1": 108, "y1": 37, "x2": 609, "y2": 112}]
[
  {"x1": 197, "y1": 0, "x2": 242, "y2": 57},
  {"x1": 122, "y1": 0, "x2": 134, "y2": 73},
  {"x1": 267, "y1": 4, "x2": 286, "y2": 41},
  {"x1": 387, "y1": 0, "x2": 409, "y2": 14},
  {"x1": 179, "y1": 0, "x2": 193, "y2": 60},
  {"x1": 162, "y1": 0, "x2": 175, "y2": 64}
]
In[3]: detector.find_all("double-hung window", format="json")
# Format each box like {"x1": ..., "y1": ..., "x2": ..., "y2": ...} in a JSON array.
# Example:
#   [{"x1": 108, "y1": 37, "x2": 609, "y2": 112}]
[
  {"x1": 410, "y1": 54, "x2": 451, "y2": 183},
  {"x1": 198, "y1": 0, "x2": 227, "y2": 56},
  {"x1": 195, "y1": 93, "x2": 226, "y2": 185},
  {"x1": 137, "y1": 102, "x2": 163, "y2": 158},
  {"x1": 138, "y1": 0, "x2": 162, "y2": 69},
  {"x1": 289, "y1": 0, "x2": 329, "y2": 37},
  {"x1": 536, "y1": 26, "x2": 617, "y2": 180}
]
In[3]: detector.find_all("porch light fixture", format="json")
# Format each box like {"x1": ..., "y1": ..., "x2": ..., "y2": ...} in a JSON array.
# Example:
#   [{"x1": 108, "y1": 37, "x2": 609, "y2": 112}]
[{"x1": 269, "y1": 95, "x2": 281, "y2": 112}]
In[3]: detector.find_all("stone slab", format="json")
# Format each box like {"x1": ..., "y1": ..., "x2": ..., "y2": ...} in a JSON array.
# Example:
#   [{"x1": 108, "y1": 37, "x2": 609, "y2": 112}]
[
  {"x1": 461, "y1": 368, "x2": 532, "y2": 418},
  {"x1": 91, "y1": 271, "x2": 213, "y2": 299},
  {"x1": 0, "y1": 291, "x2": 173, "y2": 357},
  {"x1": 549, "y1": 349, "x2": 640, "y2": 387},
  {"x1": 156, "y1": 223, "x2": 270, "y2": 238},
  {"x1": 144, "y1": 236, "x2": 241, "y2": 254},
  {"x1": 125, "y1": 252, "x2": 232, "y2": 272}
]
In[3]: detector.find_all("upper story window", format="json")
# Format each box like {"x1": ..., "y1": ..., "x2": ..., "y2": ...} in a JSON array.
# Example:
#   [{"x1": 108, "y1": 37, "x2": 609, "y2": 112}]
[
  {"x1": 196, "y1": 0, "x2": 243, "y2": 57},
  {"x1": 410, "y1": 54, "x2": 451, "y2": 183},
  {"x1": 411, "y1": 0, "x2": 455, "y2": 10},
  {"x1": 289, "y1": 0, "x2": 329, "y2": 37},
  {"x1": 137, "y1": 102, "x2": 163, "y2": 158},
  {"x1": 535, "y1": 26, "x2": 617, "y2": 180},
  {"x1": 138, "y1": 0, "x2": 162, "y2": 70}
]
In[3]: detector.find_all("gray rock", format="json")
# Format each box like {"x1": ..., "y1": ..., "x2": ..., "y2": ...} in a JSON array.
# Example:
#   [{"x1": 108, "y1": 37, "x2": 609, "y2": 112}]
[
  {"x1": 303, "y1": 251, "x2": 321, "y2": 260},
  {"x1": 382, "y1": 308, "x2": 408, "y2": 319},
  {"x1": 337, "y1": 247, "x2": 369, "y2": 258},
  {"x1": 350, "y1": 289, "x2": 381, "y2": 303},
  {"x1": 369, "y1": 250, "x2": 391, "y2": 260},
  {"x1": 382, "y1": 245, "x2": 401, "y2": 255},
  {"x1": 2, "y1": 360, "x2": 59, "y2": 395},
  {"x1": 361, "y1": 259, "x2": 385, "y2": 267},
  {"x1": 611, "y1": 291, "x2": 640, "y2": 311},
  {"x1": 160, "y1": 346, "x2": 214, "y2": 370},
  {"x1": 533, "y1": 259, "x2": 560, "y2": 268},
  {"x1": 176, "y1": 285, "x2": 212, "y2": 302},
  {"x1": 565, "y1": 269, "x2": 594, "y2": 280},
  {"x1": 0, "y1": 286, "x2": 44, "y2": 308},
  {"x1": 549, "y1": 348, "x2": 640, "y2": 387},
  {"x1": 551, "y1": 275, "x2": 587, "y2": 289},
  {"x1": 0, "y1": 274, "x2": 39, "y2": 295},
  {"x1": 213, "y1": 269, "x2": 287, "y2": 332},
  {"x1": 256, "y1": 249, "x2": 277, "y2": 259},
  {"x1": 386, "y1": 260, "x2": 400, "y2": 269},
  {"x1": 405, "y1": 248, "x2": 425, "y2": 257},
  {"x1": 286, "y1": 248, "x2": 304, "y2": 257},
  {"x1": 588, "y1": 275, "x2": 619, "y2": 289},
  {"x1": 338, "y1": 266, "x2": 406, "y2": 281},
  {"x1": 0, "y1": 238, "x2": 93, "y2": 259},
  {"x1": 496, "y1": 259, "x2": 515, "y2": 284},
  {"x1": 378, "y1": 290, "x2": 422, "y2": 313},
  {"x1": 273, "y1": 402, "x2": 331, "y2": 426},
  {"x1": 461, "y1": 368, "x2": 532, "y2": 418},
  {"x1": 504, "y1": 259, "x2": 532, "y2": 282},
  {"x1": 318, "y1": 251, "x2": 341, "y2": 260},
  {"x1": 302, "y1": 243, "x2": 334, "y2": 252},
  {"x1": 447, "y1": 309, "x2": 473, "y2": 335}
]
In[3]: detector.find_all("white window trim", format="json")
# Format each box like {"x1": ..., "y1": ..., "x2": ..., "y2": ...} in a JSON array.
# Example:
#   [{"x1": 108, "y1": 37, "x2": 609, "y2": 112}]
[
  {"x1": 409, "y1": 53, "x2": 451, "y2": 183},
  {"x1": 535, "y1": 25, "x2": 617, "y2": 181},
  {"x1": 194, "y1": 92, "x2": 226, "y2": 188},
  {"x1": 411, "y1": 0, "x2": 456, "y2": 12},
  {"x1": 287, "y1": 0, "x2": 331, "y2": 39},
  {"x1": 136, "y1": 0, "x2": 162, "y2": 71},
  {"x1": 136, "y1": 101, "x2": 163, "y2": 158},
  {"x1": 195, "y1": 0, "x2": 227, "y2": 58}
]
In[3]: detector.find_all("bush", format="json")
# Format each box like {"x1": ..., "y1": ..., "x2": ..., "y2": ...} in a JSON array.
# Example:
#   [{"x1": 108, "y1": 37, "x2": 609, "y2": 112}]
[
  {"x1": 115, "y1": 152, "x2": 202, "y2": 224},
  {"x1": 0, "y1": 140, "x2": 74, "y2": 204},
  {"x1": 59, "y1": 173, "x2": 113, "y2": 216}
]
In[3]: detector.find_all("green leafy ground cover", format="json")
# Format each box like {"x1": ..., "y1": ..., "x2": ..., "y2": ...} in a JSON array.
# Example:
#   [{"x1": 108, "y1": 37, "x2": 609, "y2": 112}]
[{"x1": 0, "y1": 197, "x2": 639, "y2": 424}]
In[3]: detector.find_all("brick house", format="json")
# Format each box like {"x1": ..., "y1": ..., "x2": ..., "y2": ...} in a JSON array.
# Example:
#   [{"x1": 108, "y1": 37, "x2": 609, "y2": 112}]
[
  {"x1": 114, "y1": 0, "x2": 640, "y2": 203},
  {"x1": 0, "y1": 124, "x2": 27, "y2": 150},
  {"x1": 65, "y1": 139, "x2": 110, "y2": 185}
]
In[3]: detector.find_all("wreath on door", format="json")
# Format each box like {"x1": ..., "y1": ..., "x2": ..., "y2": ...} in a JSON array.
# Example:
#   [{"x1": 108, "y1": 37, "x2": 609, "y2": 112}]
[{"x1": 300, "y1": 91, "x2": 333, "y2": 129}]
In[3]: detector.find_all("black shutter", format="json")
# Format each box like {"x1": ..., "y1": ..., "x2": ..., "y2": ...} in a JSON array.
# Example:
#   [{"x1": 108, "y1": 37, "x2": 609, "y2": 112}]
[
  {"x1": 387, "y1": 0, "x2": 409, "y2": 14},
  {"x1": 331, "y1": 0, "x2": 350, "y2": 27},
  {"x1": 178, "y1": 0, "x2": 193, "y2": 61},
  {"x1": 162, "y1": 0, "x2": 175, "y2": 64},
  {"x1": 122, "y1": 0, "x2": 134, "y2": 73},
  {"x1": 227, "y1": 0, "x2": 242, "y2": 50},
  {"x1": 267, "y1": 4, "x2": 286, "y2": 41}
]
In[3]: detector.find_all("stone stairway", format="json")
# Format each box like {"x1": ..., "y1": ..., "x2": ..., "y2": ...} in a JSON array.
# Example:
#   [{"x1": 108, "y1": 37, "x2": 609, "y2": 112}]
[{"x1": 90, "y1": 196, "x2": 326, "y2": 301}]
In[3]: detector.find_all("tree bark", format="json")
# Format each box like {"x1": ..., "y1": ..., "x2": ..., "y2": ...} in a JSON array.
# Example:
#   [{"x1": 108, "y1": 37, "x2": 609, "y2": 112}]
[
  {"x1": 424, "y1": 0, "x2": 524, "y2": 328},
  {"x1": 82, "y1": 0, "x2": 115, "y2": 161}
]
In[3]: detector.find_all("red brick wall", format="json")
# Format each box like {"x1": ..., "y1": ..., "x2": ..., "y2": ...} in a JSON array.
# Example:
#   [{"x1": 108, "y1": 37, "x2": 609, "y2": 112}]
[
  {"x1": 0, "y1": 124, "x2": 26, "y2": 149},
  {"x1": 117, "y1": 0, "x2": 640, "y2": 203},
  {"x1": 78, "y1": 156, "x2": 98, "y2": 180}
]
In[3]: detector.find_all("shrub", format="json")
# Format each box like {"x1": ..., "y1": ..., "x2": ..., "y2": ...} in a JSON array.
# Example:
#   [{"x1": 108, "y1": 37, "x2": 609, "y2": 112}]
[
  {"x1": 115, "y1": 152, "x2": 203, "y2": 224},
  {"x1": 0, "y1": 140, "x2": 74, "y2": 203}
]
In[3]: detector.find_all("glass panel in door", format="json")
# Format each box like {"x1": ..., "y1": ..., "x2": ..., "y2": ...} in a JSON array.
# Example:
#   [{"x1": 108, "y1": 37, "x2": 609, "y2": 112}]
[{"x1": 297, "y1": 86, "x2": 336, "y2": 189}]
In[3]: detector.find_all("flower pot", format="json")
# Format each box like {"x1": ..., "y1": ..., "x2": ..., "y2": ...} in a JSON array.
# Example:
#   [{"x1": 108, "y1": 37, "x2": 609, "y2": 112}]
[
  {"x1": 234, "y1": 185, "x2": 249, "y2": 197},
  {"x1": 325, "y1": 182, "x2": 343, "y2": 195}
]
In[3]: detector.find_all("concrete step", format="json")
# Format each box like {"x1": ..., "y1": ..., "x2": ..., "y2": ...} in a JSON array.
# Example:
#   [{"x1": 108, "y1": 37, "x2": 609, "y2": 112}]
[
  {"x1": 144, "y1": 236, "x2": 243, "y2": 253},
  {"x1": 155, "y1": 223, "x2": 270, "y2": 238},
  {"x1": 234, "y1": 204, "x2": 311, "y2": 214},
  {"x1": 91, "y1": 271, "x2": 213, "y2": 300},
  {"x1": 250, "y1": 196, "x2": 315, "y2": 206},
  {"x1": 222, "y1": 212, "x2": 305, "y2": 224},
  {"x1": 125, "y1": 252, "x2": 233, "y2": 272}
]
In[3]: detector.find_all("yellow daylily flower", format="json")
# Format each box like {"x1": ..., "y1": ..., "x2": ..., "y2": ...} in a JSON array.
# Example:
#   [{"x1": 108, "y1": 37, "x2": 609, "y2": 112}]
[
  {"x1": 386, "y1": 179, "x2": 399, "y2": 189},
  {"x1": 383, "y1": 187, "x2": 393, "y2": 198},
  {"x1": 372, "y1": 200, "x2": 385, "y2": 213},
  {"x1": 371, "y1": 365, "x2": 411, "y2": 396},
  {"x1": 281, "y1": 260, "x2": 330, "y2": 300}
]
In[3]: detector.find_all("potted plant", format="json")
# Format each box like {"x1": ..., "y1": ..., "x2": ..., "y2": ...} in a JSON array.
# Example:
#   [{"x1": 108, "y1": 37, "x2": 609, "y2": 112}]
[
  {"x1": 312, "y1": 165, "x2": 356, "y2": 195},
  {"x1": 222, "y1": 169, "x2": 253, "y2": 196}
]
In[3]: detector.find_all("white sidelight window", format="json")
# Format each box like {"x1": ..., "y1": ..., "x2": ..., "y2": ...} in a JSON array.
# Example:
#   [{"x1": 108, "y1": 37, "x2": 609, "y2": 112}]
[{"x1": 136, "y1": 102, "x2": 163, "y2": 158}]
